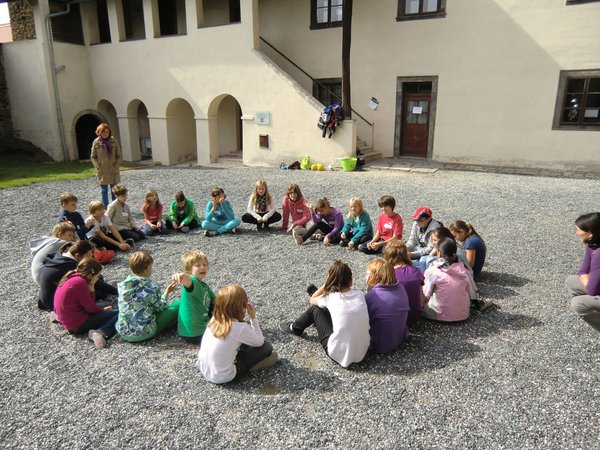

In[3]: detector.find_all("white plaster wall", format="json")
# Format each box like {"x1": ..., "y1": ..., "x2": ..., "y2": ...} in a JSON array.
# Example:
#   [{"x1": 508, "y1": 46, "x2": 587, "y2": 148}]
[
  {"x1": 259, "y1": 0, "x2": 600, "y2": 170},
  {"x1": 217, "y1": 95, "x2": 240, "y2": 156},
  {"x1": 2, "y1": 40, "x2": 58, "y2": 158}
]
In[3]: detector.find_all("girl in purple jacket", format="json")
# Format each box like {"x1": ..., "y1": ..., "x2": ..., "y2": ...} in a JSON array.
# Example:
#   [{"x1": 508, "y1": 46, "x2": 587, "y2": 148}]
[
  {"x1": 294, "y1": 197, "x2": 343, "y2": 246},
  {"x1": 566, "y1": 212, "x2": 600, "y2": 333}
]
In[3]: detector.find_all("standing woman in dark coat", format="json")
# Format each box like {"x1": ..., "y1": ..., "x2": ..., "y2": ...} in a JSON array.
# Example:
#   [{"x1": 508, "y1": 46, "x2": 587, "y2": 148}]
[
  {"x1": 91, "y1": 123, "x2": 122, "y2": 207},
  {"x1": 566, "y1": 212, "x2": 600, "y2": 333}
]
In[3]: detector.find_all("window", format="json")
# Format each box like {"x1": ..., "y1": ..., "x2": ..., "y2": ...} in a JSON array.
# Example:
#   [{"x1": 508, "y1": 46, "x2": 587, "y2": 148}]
[
  {"x1": 157, "y1": 0, "x2": 186, "y2": 36},
  {"x1": 50, "y1": 1, "x2": 84, "y2": 45},
  {"x1": 122, "y1": 0, "x2": 145, "y2": 41},
  {"x1": 310, "y1": 0, "x2": 343, "y2": 30},
  {"x1": 397, "y1": 0, "x2": 446, "y2": 21},
  {"x1": 554, "y1": 70, "x2": 600, "y2": 130},
  {"x1": 313, "y1": 78, "x2": 342, "y2": 106},
  {"x1": 96, "y1": 0, "x2": 111, "y2": 43}
]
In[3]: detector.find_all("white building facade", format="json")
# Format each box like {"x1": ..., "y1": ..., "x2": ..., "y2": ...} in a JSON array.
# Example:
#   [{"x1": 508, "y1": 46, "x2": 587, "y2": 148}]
[{"x1": 2, "y1": 0, "x2": 600, "y2": 170}]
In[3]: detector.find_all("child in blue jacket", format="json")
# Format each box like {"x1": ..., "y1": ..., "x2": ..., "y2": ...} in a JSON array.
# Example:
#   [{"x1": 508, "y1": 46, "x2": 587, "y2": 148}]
[
  {"x1": 340, "y1": 198, "x2": 373, "y2": 250},
  {"x1": 202, "y1": 187, "x2": 241, "y2": 236}
]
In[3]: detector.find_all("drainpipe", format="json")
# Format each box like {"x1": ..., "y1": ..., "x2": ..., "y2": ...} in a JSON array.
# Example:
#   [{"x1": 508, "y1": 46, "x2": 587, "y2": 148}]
[{"x1": 45, "y1": 3, "x2": 71, "y2": 161}]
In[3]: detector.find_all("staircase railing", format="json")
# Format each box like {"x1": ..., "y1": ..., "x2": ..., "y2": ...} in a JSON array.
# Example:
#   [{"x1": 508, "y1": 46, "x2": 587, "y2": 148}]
[{"x1": 259, "y1": 36, "x2": 374, "y2": 150}]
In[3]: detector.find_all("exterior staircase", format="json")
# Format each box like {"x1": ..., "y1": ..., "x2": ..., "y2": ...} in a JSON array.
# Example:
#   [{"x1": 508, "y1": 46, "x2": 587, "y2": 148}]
[{"x1": 356, "y1": 137, "x2": 381, "y2": 163}]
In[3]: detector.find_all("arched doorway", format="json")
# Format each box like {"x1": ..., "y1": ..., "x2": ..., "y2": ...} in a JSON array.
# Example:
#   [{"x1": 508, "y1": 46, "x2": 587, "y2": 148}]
[
  {"x1": 126, "y1": 99, "x2": 151, "y2": 161},
  {"x1": 97, "y1": 100, "x2": 121, "y2": 144},
  {"x1": 75, "y1": 114, "x2": 102, "y2": 160},
  {"x1": 207, "y1": 94, "x2": 243, "y2": 162},
  {"x1": 166, "y1": 98, "x2": 196, "y2": 164}
]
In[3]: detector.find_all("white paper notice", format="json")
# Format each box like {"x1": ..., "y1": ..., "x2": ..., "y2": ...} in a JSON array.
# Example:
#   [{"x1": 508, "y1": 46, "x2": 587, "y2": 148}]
[
  {"x1": 368, "y1": 97, "x2": 379, "y2": 110},
  {"x1": 412, "y1": 106, "x2": 423, "y2": 114},
  {"x1": 584, "y1": 109, "x2": 599, "y2": 119}
]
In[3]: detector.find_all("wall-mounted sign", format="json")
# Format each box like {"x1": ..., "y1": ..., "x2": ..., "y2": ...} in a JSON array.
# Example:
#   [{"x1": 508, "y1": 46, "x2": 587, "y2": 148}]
[
  {"x1": 255, "y1": 111, "x2": 271, "y2": 125},
  {"x1": 412, "y1": 106, "x2": 423, "y2": 114},
  {"x1": 368, "y1": 97, "x2": 379, "y2": 110}
]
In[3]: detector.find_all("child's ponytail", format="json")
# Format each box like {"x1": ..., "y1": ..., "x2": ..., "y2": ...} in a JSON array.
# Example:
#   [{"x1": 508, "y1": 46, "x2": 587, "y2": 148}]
[{"x1": 437, "y1": 238, "x2": 459, "y2": 267}]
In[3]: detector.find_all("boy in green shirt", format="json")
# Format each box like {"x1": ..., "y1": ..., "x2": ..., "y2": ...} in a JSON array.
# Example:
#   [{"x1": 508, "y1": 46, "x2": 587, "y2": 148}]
[
  {"x1": 175, "y1": 250, "x2": 215, "y2": 344},
  {"x1": 167, "y1": 191, "x2": 200, "y2": 232}
]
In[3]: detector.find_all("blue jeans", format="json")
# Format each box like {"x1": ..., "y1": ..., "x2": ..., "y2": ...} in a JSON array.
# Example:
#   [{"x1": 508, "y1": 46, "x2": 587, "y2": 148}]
[{"x1": 100, "y1": 184, "x2": 116, "y2": 207}]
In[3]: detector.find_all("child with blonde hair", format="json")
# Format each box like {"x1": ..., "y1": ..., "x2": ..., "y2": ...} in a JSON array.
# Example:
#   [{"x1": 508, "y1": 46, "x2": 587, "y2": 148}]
[
  {"x1": 141, "y1": 189, "x2": 166, "y2": 235},
  {"x1": 383, "y1": 239, "x2": 425, "y2": 324},
  {"x1": 294, "y1": 197, "x2": 343, "y2": 246},
  {"x1": 340, "y1": 198, "x2": 373, "y2": 250},
  {"x1": 116, "y1": 251, "x2": 179, "y2": 342},
  {"x1": 175, "y1": 250, "x2": 216, "y2": 344},
  {"x1": 280, "y1": 183, "x2": 311, "y2": 234},
  {"x1": 241, "y1": 180, "x2": 282, "y2": 231},
  {"x1": 30, "y1": 222, "x2": 76, "y2": 285},
  {"x1": 196, "y1": 284, "x2": 278, "y2": 383},
  {"x1": 365, "y1": 258, "x2": 410, "y2": 353},
  {"x1": 86, "y1": 201, "x2": 133, "y2": 251}
]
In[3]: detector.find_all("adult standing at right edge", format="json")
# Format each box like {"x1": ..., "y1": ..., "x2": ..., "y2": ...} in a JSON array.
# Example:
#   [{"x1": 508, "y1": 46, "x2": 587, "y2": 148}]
[
  {"x1": 91, "y1": 123, "x2": 122, "y2": 207},
  {"x1": 566, "y1": 212, "x2": 600, "y2": 333}
]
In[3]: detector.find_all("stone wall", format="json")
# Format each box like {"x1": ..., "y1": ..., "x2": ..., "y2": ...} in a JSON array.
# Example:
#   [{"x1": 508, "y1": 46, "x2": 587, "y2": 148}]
[{"x1": 8, "y1": 0, "x2": 35, "y2": 41}]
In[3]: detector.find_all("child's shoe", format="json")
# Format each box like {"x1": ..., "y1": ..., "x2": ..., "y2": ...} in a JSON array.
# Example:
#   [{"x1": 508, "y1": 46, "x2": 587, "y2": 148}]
[
  {"x1": 88, "y1": 330, "x2": 107, "y2": 349},
  {"x1": 249, "y1": 352, "x2": 279, "y2": 373},
  {"x1": 470, "y1": 298, "x2": 494, "y2": 312},
  {"x1": 49, "y1": 311, "x2": 59, "y2": 323},
  {"x1": 293, "y1": 230, "x2": 304, "y2": 245},
  {"x1": 180, "y1": 226, "x2": 190, "y2": 233},
  {"x1": 230, "y1": 228, "x2": 237, "y2": 234},
  {"x1": 204, "y1": 230, "x2": 217, "y2": 237},
  {"x1": 278, "y1": 320, "x2": 305, "y2": 337},
  {"x1": 124, "y1": 238, "x2": 135, "y2": 247},
  {"x1": 339, "y1": 240, "x2": 349, "y2": 247}
]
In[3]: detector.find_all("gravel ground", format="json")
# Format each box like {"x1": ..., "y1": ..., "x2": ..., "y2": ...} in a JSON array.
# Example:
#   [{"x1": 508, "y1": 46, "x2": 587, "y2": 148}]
[{"x1": 0, "y1": 165, "x2": 598, "y2": 449}]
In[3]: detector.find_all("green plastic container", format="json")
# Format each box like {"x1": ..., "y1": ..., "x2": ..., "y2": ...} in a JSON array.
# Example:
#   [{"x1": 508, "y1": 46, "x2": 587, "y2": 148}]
[{"x1": 340, "y1": 157, "x2": 357, "y2": 172}]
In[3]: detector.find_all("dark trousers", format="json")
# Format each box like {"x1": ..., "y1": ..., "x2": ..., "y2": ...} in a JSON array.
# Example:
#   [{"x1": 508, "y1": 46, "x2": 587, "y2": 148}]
[
  {"x1": 70, "y1": 309, "x2": 118, "y2": 339},
  {"x1": 181, "y1": 334, "x2": 204, "y2": 345},
  {"x1": 292, "y1": 305, "x2": 333, "y2": 351},
  {"x1": 95, "y1": 276, "x2": 118, "y2": 301},
  {"x1": 91, "y1": 235, "x2": 121, "y2": 251},
  {"x1": 301, "y1": 222, "x2": 341, "y2": 244},
  {"x1": 166, "y1": 218, "x2": 199, "y2": 230},
  {"x1": 234, "y1": 341, "x2": 273, "y2": 379},
  {"x1": 340, "y1": 233, "x2": 372, "y2": 246},
  {"x1": 241, "y1": 211, "x2": 282, "y2": 227},
  {"x1": 119, "y1": 228, "x2": 146, "y2": 242}
]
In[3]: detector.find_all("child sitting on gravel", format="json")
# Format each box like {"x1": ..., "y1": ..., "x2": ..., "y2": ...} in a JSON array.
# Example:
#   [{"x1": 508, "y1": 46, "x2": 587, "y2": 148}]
[
  {"x1": 116, "y1": 251, "x2": 179, "y2": 342},
  {"x1": 175, "y1": 250, "x2": 216, "y2": 344},
  {"x1": 294, "y1": 197, "x2": 343, "y2": 246},
  {"x1": 280, "y1": 183, "x2": 311, "y2": 234},
  {"x1": 241, "y1": 180, "x2": 282, "y2": 231},
  {"x1": 365, "y1": 258, "x2": 410, "y2": 353},
  {"x1": 141, "y1": 189, "x2": 166, "y2": 235},
  {"x1": 57, "y1": 192, "x2": 94, "y2": 240},
  {"x1": 197, "y1": 284, "x2": 278, "y2": 384},
  {"x1": 358, "y1": 195, "x2": 403, "y2": 254},
  {"x1": 202, "y1": 187, "x2": 241, "y2": 236},
  {"x1": 340, "y1": 197, "x2": 373, "y2": 250},
  {"x1": 279, "y1": 260, "x2": 370, "y2": 368},
  {"x1": 107, "y1": 184, "x2": 146, "y2": 243},
  {"x1": 167, "y1": 191, "x2": 200, "y2": 232},
  {"x1": 86, "y1": 201, "x2": 133, "y2": 252},
  {"x1": 30, "y1": 222, "x2": 76, "y2": 285},
  {"x1": 422, "y1": 238, "x2": 477, "y2": 322}
]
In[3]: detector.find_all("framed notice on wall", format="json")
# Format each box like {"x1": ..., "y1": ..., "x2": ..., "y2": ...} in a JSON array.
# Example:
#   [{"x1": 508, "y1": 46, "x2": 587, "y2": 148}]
[{"x1": 255, "y1": 112, "x2": 271, "y2": 125}]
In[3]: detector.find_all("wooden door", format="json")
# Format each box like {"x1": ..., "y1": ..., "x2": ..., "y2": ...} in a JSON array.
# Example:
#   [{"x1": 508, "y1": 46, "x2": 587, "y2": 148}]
[{"x1": 401, "y1": 93, "x2": 430, "y2": 157}]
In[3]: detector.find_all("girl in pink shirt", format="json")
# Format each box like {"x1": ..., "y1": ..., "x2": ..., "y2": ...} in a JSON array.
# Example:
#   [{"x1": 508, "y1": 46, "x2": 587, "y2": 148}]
[
  {"x1": 141, "y1": 189, "x2": 165, "y2": 235},
  {"x1": 280, "y1": 183, "x2": 311, "y2": 234},
  {"x1": 422, "y1": 238, "x2": 477, "y2": 322}
]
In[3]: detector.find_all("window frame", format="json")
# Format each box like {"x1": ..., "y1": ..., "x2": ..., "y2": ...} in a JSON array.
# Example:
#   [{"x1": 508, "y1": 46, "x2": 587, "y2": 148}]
[
  {"x1": 310, "y1": 0, "x2": 343, "y2": 30},
  {"x1": 552, "y1": 69, "x2": 600, "y2": 131},
  {"x1": 396, "y1": 0, "x2": 446, "y2": 22},
  {"x1": 313, "y1": 78, "x2": 342, "y2": 106}
]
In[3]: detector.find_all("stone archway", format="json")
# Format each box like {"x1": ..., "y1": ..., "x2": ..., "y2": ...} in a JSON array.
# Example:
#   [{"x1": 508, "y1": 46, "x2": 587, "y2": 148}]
[
  {"x1": 207, "y1": 94, "x2": 243, "y2": 162},
  {"x1": 74, "y1": 113, "x2": 103, "y2": 160},
  {"x1": 166, "y1": 98, "x2": 196, "y2": 164},
  {"x1": 126, "y1": 99, "x2": 151, "y2": 161}
]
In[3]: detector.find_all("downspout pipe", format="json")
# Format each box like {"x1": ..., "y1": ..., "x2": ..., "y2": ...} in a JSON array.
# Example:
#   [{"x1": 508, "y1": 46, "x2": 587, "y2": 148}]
[{"x1": 45, "y1": 3, "x2": 71, "y2": 161}]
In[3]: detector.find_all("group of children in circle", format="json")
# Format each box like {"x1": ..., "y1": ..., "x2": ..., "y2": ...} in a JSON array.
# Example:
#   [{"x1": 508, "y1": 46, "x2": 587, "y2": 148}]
[{"x1": 30, "y1": 179, "x2": 489, "y2": 384}]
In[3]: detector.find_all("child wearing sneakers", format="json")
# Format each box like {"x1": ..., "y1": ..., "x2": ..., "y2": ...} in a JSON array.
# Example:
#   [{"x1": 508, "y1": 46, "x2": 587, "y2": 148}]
[
  {"x1": 166, "y1": 191, "x2": 201, "y2": 232},
  {"x1": 86, "y1": 201, "x2": 133, "y2": 251},
  {"x1": 294, "y1": 197, "x2": 343, "y2": 246},
  {"x1": 175, "y1": 250, "x2": 216, "y2": 344},
  {"x1": 358, "y1": 195, "x2": 403, "y2": 255},
  {"x1": 241, "y1": 180, "x2": 282, "y2": 231},
  {"x1": 202, "y1": 187, "x2": 241, "y2": 236},
  {"x1": 280, "y1": 183, "x2": 311, "y2": 234},
  {"x1": 280, "y1": 260, "x2": 370, "y2": 368},
  {"x1": 106, "y1": 184, "x2": 146, "y2": 242},
  {"x1": 57, "y1": 192, "x2": 94, "y2": 240},
  {"x1": 116, "y1": 251, "x2": 180, "y2": 342},
  {"x1": 340, "y1": 197, "x2": 373, "y2": 250},
  {"x1": 197, "y1": 284, "x2": 278, "y2": 384}
]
